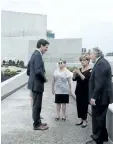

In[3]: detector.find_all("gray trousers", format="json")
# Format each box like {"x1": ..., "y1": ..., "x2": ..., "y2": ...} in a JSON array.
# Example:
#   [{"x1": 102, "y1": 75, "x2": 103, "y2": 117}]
[{"x1": 32, "y1": 91, "x2": 43, "y2": 127}]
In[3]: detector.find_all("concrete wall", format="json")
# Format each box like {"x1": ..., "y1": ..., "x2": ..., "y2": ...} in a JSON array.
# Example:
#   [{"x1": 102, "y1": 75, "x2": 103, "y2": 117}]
[
  {"x1": 1, "y1": 71, "x2": 28, "y2": 100},
  {"x1": 28, "y1": 38, "x2": 82, "y2": 74},
  {"x1": 1, "y1": 10, "x2": 47, "y2": 65},
  {"x1": 1, "y1": 10, "x2": 47, "y2": 37},
  {"x1": 106, "y1": 105, "x2": 113, "y2": 143}
]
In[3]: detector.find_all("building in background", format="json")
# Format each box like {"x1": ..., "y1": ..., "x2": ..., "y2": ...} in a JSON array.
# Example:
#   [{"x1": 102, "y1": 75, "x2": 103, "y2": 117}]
[
  {"x1": 1, "y1": 10, "x2": 47, "y2": 65},
  {"x1": 106, "y1": 52, "x2": 113, "y2": 56},
  {"x1": 1, "y1": 10, "x2": 82, "y2": 69},
  {"x1": 82, "y1": 48, "x2": 87, "y2": 54},
  {"x1": 28, "y1": 38, "x2": 82, "y2": 73},
  {"x1": 47, "y1": 30, "x2": 55, "y2": 38}
]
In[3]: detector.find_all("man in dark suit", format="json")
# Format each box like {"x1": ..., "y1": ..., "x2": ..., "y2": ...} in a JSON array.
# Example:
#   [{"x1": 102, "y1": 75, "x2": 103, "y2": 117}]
[
  {"x1": 27, "y1": 62, "x2": 43, "y2": 119},
  {"x1": 86, "y1": 47, "x2": 113, "y2": 144},
  {"x1": 27, "y1": 39, "x2": 49, "y2": 130}
]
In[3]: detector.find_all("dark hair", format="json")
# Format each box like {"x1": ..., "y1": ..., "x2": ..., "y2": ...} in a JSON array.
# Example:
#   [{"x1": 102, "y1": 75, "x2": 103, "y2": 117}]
[
  {"x1": 36, "y1": 39, "x2": 49, "y2": 48},
  {"x1": 59, "y1": 59, "x2": 66, "y2": 64}
]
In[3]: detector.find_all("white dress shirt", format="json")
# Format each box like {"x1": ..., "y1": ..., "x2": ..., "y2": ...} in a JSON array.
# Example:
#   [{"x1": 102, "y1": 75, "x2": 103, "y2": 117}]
[{"x1": 35, "y1": 48, "x2": 42, "y2": 56}]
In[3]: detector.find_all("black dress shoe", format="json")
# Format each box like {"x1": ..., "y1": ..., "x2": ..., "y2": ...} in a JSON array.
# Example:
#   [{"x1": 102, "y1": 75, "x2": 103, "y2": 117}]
[
  {"x1": 81, "y1": 124, "x2": 87, "y2": 128},
  {"x1": 55, "y1": 117, "x2": 60, "y2": 121},
  {"x1": 33, "y1": 124, "x2": 49, "y2": 130},
  {"x1": 41, "y1": 123, "x2": 47, "y2": 126},
  {"x1": 75, "y1": 121, "x2": 83, "y2": 126},
  {"x1": 62, "y1": 118, "x2": 66, "y2": 121},
  {"x1": 91, "y1": 134, "x2": 108, "y2": 142},
  {"x1": 86, "y1": 140, "x2": 96, "y2": 144},
  {"x1": 91, "y1": 134, "x2": 97, "y2": 139}
]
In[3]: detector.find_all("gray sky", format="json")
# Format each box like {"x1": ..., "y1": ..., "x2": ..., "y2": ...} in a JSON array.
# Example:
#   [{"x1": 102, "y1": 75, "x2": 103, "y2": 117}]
[{"x1": 1, "y1": 0, "x2": 113, "y2": 53}]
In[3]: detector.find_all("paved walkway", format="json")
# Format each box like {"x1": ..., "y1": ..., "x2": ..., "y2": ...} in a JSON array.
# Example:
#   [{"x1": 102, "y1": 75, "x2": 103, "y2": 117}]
[{"x1": 1, "y1": 83, "x2": 110, "y2": 144}]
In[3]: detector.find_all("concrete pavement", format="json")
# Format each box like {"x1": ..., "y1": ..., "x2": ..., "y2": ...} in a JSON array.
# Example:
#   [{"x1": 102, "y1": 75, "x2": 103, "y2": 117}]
[{"x1": 1, "y1": 82, "x2": 110, "y2": 144}]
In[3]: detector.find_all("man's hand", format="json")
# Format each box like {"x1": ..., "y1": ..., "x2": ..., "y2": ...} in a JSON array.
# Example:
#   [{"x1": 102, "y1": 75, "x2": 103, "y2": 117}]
[
  {"x1": 90, "y1": 98, "x2": 96, "y2": 106},
  {"x1": 45, "y1": 77, "x2": 48, "y2": 82}
]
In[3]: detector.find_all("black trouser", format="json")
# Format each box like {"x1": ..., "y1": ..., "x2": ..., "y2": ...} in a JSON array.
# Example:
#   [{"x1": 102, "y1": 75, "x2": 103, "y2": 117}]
[
  {"x1": 32, "y1": 91, "x2": 43, "y2": 127},
  {"x1": 92, "y1": 105, "x2": 108, "y2": 143},
  {"x1": 76, "y1": 96, "x2": 88, "y2": 120}
]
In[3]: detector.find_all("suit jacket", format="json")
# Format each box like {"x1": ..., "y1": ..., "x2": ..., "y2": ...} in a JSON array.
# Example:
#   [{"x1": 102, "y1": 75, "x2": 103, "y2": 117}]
[
  {"x1": 27, "y1": 50, "x2": 46, "y2": 92},
  {"x1": 89, "y1": 57, "x2": 113, "y2": 105}
]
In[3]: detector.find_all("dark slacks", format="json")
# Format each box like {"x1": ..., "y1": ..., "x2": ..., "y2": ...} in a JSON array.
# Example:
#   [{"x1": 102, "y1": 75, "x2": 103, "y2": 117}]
[
  {"x1": 92, "y1": 105, "x2": 108, "y2": 143},
  {"x1": 32, "y1": 91, "x2": 43, "y2": 127},
  {"x1": 76, "y1": 95, "x2": 88, "y2": 120}
]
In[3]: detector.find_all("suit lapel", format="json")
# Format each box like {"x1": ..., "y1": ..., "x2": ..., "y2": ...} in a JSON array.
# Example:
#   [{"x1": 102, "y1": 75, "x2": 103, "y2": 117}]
[{"x1": 90, "y1": 57, "x2": 103, "y2": 79}]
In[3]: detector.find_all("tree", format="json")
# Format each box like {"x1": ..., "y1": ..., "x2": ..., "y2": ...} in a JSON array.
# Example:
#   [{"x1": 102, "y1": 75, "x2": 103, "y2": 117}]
[
  {"x1": 2, "y1": 60, "x2": 6, "y2": 65},
  {"x1": 9, "y1": 60, "x2": 13, "y2": 66},
  {"x1": 19, "y1": 61, "x2": 24, "y2": 68},
  {"x1": 12, "y1": 60, "x2": 15, "y2": 66}
]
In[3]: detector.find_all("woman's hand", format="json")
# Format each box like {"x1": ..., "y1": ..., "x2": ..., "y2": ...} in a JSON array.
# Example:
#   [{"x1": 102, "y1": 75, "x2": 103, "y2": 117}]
[
  {"x1": 75, "y1": 69, "x2": 81, "y2": 75},
  {"x1": 52, "y1": 89, "x2": 55, "y2": 95},
  {"x1": 73, "y1": 68, "x2": 81, "y2": 74},
  {"x1": 73, "y1": 68, "x2": 78, "y2": 73},
  {"x1": 69, "y1": 90, "x2": 73, "y2": 96},
  {"x1": 73, "y1": 68, "x2": 85, "y2": 80}
]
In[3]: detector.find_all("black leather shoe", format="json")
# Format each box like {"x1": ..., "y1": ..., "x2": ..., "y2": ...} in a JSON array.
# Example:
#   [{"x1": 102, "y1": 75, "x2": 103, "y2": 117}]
[
  {"x1": 91, "y1": 134, "x2": 97, "y2": 139},
  {"x1": 55, "y1": 117, "x2": 60, "y2": 121},
  {"x1": 81, "y1": 124, "x2": 87, "y2": 128},
  {"x1": 33, "y1": 124, "x2": 49, "y2": 130},
  {"x1": 86, "y1": 140, "x2": 96, "y2": 144},
  {"x1": 75, "y1": 121, "x2": 83, "y2": 126},
  {"x1": 62, "y1": 118, "x2": 66, "y2": 121},
  {"x1": 91, "y1": 134, "x2": 108, "y2": 142}
]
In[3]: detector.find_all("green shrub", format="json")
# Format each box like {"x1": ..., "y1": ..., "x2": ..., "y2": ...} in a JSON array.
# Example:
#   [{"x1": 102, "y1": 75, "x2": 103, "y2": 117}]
[
  {"x1": 4, "y1": 69, "x2": 11, "y2": 73},
  {"x1": 10, "y1": 71, "x2": 17, "y2": 76},
  {"x1": 4, "y1": 71, "x2": 10, "y2": 76},
  {"x1": 16, "y1": 60, "x2": 20, "y2": 66},
  {"x1": 67, "y1": 67, "x2": 75, "y2": 72},
  {"x1": 2, "y1": 60, "x2": 6, "y2": 65},
  {"x1": 12, "y1": 61, "x2": 15, "y2": 66},
  {"x1": 2, "y1": 70, "x2": 17, "y2": 76},
  {"x1": 17, "y1": 60, "x2": 19, "y2": 64},
  {"x1": 9, "y1": 60, "x2": 13, "y2": 66},
  {"x1": 1, "y1": 71, "x2": 3, "y2": 75},
  {"x1": 19, "y1": 61, "x2": 24, "y2": 68}
]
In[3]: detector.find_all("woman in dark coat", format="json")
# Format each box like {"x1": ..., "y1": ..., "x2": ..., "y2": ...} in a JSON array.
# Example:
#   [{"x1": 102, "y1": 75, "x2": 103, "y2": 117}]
[{"x1": 73, "y1": 54, "x2": 91, "y2": 128}]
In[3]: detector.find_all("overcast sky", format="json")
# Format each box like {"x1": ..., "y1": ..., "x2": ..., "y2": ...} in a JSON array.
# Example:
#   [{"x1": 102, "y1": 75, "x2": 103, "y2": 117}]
[{"x1": 1, "y1": 0, "x2": 113, "y2": 53}]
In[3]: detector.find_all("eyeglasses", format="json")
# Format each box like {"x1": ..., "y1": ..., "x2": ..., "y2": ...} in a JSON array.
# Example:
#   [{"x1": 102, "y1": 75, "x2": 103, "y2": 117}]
[
  {"x1": 58, "y1": 62, "x2": 63, "y2": 64},
  {"x1": 80, "y1": 59, "x2": 87, "y2": 62}
]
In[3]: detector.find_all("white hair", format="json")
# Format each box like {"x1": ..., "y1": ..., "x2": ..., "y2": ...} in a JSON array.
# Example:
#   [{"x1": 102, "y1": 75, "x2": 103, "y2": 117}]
[{"x1": 90, "y1": 47, "x2": 104, "y2": 58}]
